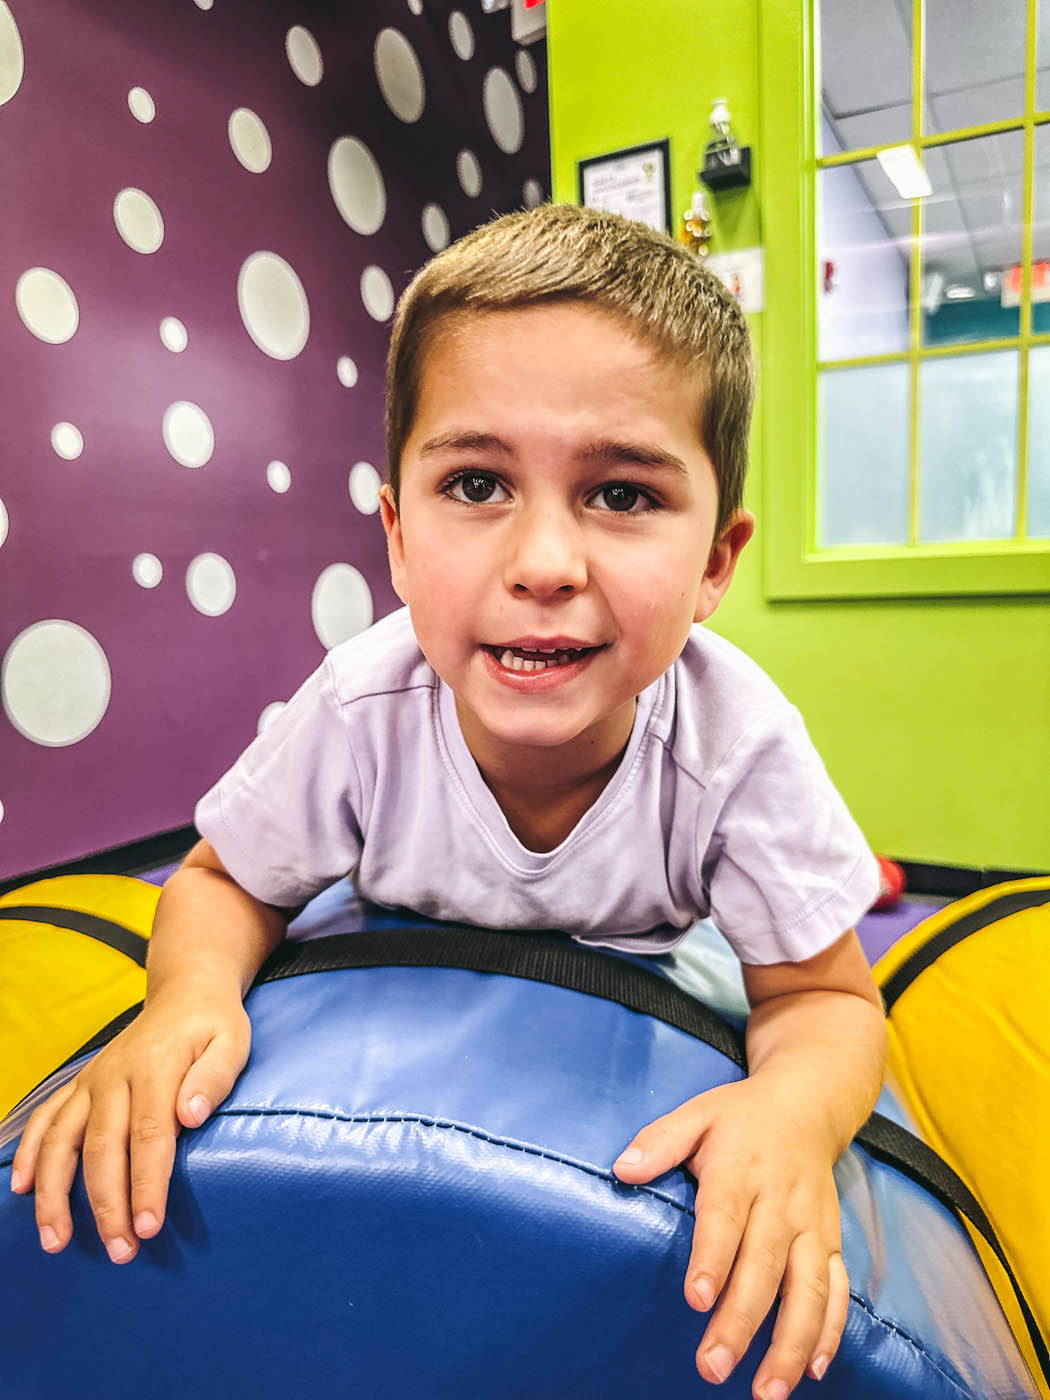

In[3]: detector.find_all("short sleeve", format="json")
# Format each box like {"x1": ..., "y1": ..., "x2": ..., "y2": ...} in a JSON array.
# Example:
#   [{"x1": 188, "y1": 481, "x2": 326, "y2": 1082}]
[
  {"x1": 702, "y1": 708, "x2": 881, "y2": 965},
  {"x1": 194, "y1": 657, "x2": 364, "y2": 908}
]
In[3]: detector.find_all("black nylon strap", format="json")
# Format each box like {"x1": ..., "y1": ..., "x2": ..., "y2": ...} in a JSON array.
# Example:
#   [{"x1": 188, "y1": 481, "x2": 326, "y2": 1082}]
[
  {"x1": 0, "y1": 905, "x2": 148, "y2": 967},
  {"x1": 881, "y1": 885, "x2": 1050, "y2": 1013}
]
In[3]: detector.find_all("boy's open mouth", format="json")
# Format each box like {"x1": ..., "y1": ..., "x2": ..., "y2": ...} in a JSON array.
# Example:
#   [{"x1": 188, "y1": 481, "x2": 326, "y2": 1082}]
[{"x1": 485, "y1": 644, "x2": 600, "y2": 673}]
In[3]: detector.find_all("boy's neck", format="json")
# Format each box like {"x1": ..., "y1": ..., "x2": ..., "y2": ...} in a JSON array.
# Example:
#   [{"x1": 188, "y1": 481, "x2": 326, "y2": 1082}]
[{"x1": 454, "y1": 698, "x2": 637, "y2": 854}]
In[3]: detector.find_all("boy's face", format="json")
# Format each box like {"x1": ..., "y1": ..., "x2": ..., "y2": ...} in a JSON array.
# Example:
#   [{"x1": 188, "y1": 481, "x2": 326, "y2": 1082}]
[{"x1": 381, "y1": 302, "x2": 753, "y2": 773}]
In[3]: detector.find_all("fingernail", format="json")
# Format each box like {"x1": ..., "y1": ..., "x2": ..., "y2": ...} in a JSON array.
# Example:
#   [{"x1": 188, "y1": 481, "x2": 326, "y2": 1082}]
[
  {"x1": 10, "y1": 1169, "x2": 22, "y2": 1192},
  {"x1": 616, "y1": 1147, "x2": 644, "y2": 1166},
  {"x1": 187, "y1": 1094, "x2": 212, "y2": 1125},
  {"x1": 39, "y1": 1226, "x2": 60, "y2": 1252},
  {"x1": 761, "y1": 1382, "x2": 790, "y2": 1400},
  {"x1": 705, "y1": 1344, "x2": 735, "y2": 1382},
  {"x1": 134, "y1": 1211, "x2": 158, "y2": 1237},
  {"x1": 812, "y1": 1354, "x2": 830, "y2": 1381},
  {"x1": 106, "y1": 1237, "x2": 134, "y2": 1264},
  {"x1": 692, "y1": 1275, "x2": 715, "y2": 1310}
]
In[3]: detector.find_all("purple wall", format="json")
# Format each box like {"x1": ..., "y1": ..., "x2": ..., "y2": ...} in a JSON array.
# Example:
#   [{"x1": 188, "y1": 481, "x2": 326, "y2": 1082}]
[{"x1": 0, "y1": 0, "x2": 550, "y2": 879}]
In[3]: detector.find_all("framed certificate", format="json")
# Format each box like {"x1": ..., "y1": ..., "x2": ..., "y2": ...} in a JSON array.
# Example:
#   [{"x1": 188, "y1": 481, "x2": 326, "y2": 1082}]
[{"x1": 577, "y1": 138, "x2": 672, "y2": 235}]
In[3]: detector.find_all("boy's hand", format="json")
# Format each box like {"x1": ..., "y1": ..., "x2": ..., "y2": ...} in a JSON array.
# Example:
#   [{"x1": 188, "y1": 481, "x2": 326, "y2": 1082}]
[
  {"x1": 10, "y1": 992, "x2": 251, "y2": 1264},
  {"x1": 613, "y1": 1078, "x2": 848, "y2": 1400}
]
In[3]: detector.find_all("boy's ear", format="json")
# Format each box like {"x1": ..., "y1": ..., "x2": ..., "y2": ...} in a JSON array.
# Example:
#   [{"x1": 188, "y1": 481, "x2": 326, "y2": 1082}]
[
  {"x1": 379, "y1": 484, "x2": 408, "y2": 605},
  {"x1": 693, "y1": 509, "x2": 755, "y2": 623}
]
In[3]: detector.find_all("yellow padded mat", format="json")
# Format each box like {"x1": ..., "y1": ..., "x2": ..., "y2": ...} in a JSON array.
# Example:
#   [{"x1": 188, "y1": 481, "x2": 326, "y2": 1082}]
[
  {"x1": 0, "y1": 875, "x2": 158, "y2": 1119},
  {"x1": 875, "y1": 876, "x2": 1050, "y2": 1398}
]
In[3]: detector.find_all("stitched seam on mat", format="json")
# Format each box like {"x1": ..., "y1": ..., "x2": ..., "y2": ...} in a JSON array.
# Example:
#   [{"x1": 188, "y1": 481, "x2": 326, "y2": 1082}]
[
  {"x1": 211, "y1": 1107, "x2": 694, "y2": 1215},
  {"x1": 845, "y1": 1292, "x2": 976, "y2": 1398}
]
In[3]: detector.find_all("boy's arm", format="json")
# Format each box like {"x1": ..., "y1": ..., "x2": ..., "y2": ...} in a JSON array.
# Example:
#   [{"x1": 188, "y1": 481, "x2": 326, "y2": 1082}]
[
  {"x1": 11, "y1": 840, "x2": 289, "y2": 1263},
  {"x1": 613, "y1": 930, "x2": 887, "y2": 1400}
]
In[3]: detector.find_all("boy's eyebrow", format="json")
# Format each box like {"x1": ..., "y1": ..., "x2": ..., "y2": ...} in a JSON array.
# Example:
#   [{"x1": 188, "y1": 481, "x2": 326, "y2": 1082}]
[
  {"x1": 418, "y1": 431, "x2": 510, "y2": 457},
  {"x1": 578, "y1": 438, "x2": 690, "y2": 475}
]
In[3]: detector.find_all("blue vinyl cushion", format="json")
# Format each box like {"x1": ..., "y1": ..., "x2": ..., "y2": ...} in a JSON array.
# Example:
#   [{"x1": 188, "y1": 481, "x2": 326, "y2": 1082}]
[{"x1": 0, "y1": 902, "x2": 1038, "y2": 1399}]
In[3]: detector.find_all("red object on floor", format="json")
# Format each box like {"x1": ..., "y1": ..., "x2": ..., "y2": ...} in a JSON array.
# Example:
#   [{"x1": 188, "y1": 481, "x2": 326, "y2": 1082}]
[{"x1": 872, "y1": 856, "x2": 906, "y2": 911}]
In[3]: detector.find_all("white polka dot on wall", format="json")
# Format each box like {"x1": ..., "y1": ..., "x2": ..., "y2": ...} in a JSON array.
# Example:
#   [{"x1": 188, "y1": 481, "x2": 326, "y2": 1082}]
[
  {"x1": 349, "y1": 462, "x2": 381, "y2": 515},
  {"x1": 0, "y1": 496, "x2": 8, "y2": 548},
  {"x1": 15, "y1": 268, "x2": 79, "y2": 344},
  {"x1": 160, "y1": 317, "x2": 188, "y2": 353},
  {"x1": 328, "y1": 137, "x2": 386, "y2": 235},
  {"x1": 312, "y1": 564, "x2": 374, "y2": 650},
  {"x1": 515, "y1": 49, "x2": 537, "y2": 94},
  {"x1": 0, "y1": 797, "x2": 4, "y2": 825},
  {"x1": 286, "y1": 26, "x2": 323, "y2": 86},
  {"x1": 51, "y1": 422, "x2": 84, "y2": 460},
  {"x1": 114, "y1": 187, "x2": 164, "y2": 254},
  {"x1": 407, "y1": 0, "x2": 423, "y2": 14},
  {"x1": 457, "y1": 149, "x2": 482, "y2": 198},
  {"x1": 449, "y1": 11, "x2": 474, "y2": 61},
  {"x1": 361, "y1": 265, "x2": 394, "y2": 323},
  {"x1": 128, "y1": 87, "x2": 156, "y2": 123},
  {"x1": 228, "y1": 108, "x2": 272, "y2": 173},
  {"x1": 2, "y1": 620, "x2": 111, "y2": 747},
  {"x1": 267, "y1": 459, "x2": 291, "y2": 493},
  {"x1": 337, "y1": 356, "x2": 358, "y2": 388},
  {"x1": 0, "y1": 3, "x2": 25, "y2": 107},
  {"x1": 186, "y1": 553, "x2": 236, "y2": 617},
  {"x1": 132, "y1": 553, "x2": 163, "y2": 588},
  {"x1": 422, "y1": 202, "x2": 450, "y2": 253},
  {"x1": 483, "y1": 68, "x2": 523, "y2": 154},
  {"x1": 375, "y1": 29, "x2": 425, "y2": 123},
  {"x1": 523, "y1": 179, "x2": 543, "y2": 210},
  {"x1": 193, "y1": 0, "x2": 214, "y2": 10},
  {"x1": 163, "y1": 401, "x2": 214, "y2": 468},
  {"x1": 238, "y1": 251, "x2": 310, "y2": 360},
  {"x1": 257, "y1": 701, "x2": 286, "y2": 734}
]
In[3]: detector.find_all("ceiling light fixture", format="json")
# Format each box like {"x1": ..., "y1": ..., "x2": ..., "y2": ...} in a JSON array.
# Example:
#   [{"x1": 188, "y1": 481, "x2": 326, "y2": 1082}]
[{"x1": 876, "y1": 144, "x2": 933, "y2": 199}]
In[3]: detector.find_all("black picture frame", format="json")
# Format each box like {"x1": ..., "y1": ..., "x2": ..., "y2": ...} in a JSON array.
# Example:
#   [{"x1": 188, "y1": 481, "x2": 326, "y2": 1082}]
[{"x1": 576, "y1": 138, "x2": 673, "y2": 235}]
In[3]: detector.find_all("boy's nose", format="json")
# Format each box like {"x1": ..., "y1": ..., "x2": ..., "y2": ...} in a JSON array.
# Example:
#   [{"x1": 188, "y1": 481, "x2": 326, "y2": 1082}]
[{"x1": 503, "y1": 507, "x2": 588, "y2": 598}]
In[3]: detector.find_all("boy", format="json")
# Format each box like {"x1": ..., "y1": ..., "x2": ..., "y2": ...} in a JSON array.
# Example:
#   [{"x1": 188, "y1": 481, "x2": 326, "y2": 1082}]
[{"x1": 13, "y1": 205, "x2": 887, "y2": 1400}]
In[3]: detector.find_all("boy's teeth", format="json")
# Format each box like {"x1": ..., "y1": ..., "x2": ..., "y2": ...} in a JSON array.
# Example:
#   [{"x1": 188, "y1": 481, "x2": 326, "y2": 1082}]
[{"x1": 495, "y1": 647, "x2": 586, "y2": 673}]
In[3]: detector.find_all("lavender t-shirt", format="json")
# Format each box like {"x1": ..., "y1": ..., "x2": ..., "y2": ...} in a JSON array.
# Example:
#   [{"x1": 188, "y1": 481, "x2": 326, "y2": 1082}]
[{"x1": 195, "y1": 608, "x2": 879, "y2": 963}]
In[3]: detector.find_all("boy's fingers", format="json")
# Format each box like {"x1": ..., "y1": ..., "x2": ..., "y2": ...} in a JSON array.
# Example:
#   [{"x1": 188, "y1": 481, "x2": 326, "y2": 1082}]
[
  {"x1": 32, "y1": 1089, "x2": 92, "y2": 1255},
  {"x1": 807, "y1": 1251, "x2": 849, "y2": 1381},
  {"x1": 10, "y1": 1078, "x2": 79, "y2": 1190},
  {"x1": 695, "y1": 1204, "x2": 787, "y2": 1386},
  {"x1": 175, "y1": 1026, "x2": 250, "y2": 1130},
  {"x1": 752, "y1": 1233, "x2": 831, "y2": 1399},
  {"x1": 128, "y1": 1072, "x2": 183, "y2": 1240},
  {"x1": 613, "y1": 1097, "x2": 708, "y2": 1185},
  {"x1": 684, "y1": 1171, "x2": 749, "y2": 1312},
  {"x1": 81, "y1": 1081, "x2": 139, "y2": 1264}
]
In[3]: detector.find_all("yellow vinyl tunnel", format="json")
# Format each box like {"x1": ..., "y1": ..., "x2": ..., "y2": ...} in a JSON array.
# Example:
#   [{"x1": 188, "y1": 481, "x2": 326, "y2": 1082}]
[
  {"x1": 0, "y1": 876, "x2": 157, "y2": 1120},
  {"x1": 875, "y1": 877, "x2": 1050, "y2": 1395}
]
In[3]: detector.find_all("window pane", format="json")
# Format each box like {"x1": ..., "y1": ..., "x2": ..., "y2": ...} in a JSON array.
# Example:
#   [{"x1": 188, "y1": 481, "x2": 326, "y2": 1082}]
[
  {"x1": 925, "y1": 0, "x2": 1026, "y2": 136},
  {"x1": 919, "y1": 351, "x2": 1018, "y2": 541},
  {"x1": 1027, "y1": 346, "x2": 1050, "y2": 537},
  {"x1": 819, "y1": 364, "x2": 910, "y2": 546},
  {"x1": 818, "y1": 0, "x2": 911, "y2": 156},
  {"x1": 1034, "y1": 125, "x2": 1050, "y2": 335},
  {"x1": 818, "y1": 152, "x2": 910, "y2": 360},
  {"x1": 1038, "y1": 0, "x2": 1050, "y2": 113},
  {"x1": 921, "y1": 132, "x2": 1024, "y2": 347}
]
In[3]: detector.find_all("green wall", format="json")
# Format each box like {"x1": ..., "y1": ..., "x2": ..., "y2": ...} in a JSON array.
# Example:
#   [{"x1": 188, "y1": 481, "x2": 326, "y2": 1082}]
[{"x1": 549, "y1": 0, "x2": 1050, "y2": 872}]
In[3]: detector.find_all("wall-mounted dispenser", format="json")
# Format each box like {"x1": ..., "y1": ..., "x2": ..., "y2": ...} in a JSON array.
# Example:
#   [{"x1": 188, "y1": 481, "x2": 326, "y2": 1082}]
[{"x1": 699, "y1": 98, "x2": 751, "y2": 192}]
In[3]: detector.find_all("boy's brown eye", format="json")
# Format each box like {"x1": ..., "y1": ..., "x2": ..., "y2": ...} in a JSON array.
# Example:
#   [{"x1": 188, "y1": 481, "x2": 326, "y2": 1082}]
[
  {"x1": 600, "y1": 484, "x2": 641, "y2": 512},
  {"x1": 456, "y1": 473, "x2": 498, "y2": 502}
]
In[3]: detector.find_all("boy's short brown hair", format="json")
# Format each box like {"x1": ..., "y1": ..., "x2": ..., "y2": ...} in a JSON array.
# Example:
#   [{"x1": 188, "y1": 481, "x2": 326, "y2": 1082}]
[{"x1": 385, "y1": 202, "x2": 755, "y2": 538}]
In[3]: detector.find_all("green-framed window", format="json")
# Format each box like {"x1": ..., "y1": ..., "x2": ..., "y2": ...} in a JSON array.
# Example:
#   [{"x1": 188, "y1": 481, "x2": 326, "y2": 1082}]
[{"x1": 760, "y1": 0, "x2": 1050, "y2": 598}]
